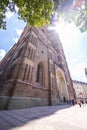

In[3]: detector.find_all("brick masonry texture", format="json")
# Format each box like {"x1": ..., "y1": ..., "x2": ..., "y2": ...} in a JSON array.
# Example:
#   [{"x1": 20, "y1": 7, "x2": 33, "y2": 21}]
[{"x1": 0, "y1": 25, "x2": 76, "y2": 109}]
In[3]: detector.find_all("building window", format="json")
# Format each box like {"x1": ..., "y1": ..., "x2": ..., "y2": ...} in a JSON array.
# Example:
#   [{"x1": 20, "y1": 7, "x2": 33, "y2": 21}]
[
  {"x1": 29, "y1": 33, "x2": 37, "y2": 46},
  {"x1": 36, "y1": 63, "x2": 44, "y2": 86},
  {"x1": 49, "y1": 50, "x2": 52, "y2": 60}
]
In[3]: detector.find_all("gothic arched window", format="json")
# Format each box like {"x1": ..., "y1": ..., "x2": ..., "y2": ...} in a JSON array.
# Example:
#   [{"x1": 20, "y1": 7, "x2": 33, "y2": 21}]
[{"x1": 36, "y1": 63, "x2": 44, "y2": 86}]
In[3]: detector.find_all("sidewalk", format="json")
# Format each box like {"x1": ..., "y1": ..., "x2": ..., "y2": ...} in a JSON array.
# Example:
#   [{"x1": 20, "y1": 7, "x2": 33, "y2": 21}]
[{"x1": 0, "y1": 104, "x2": 87, "y2": 130}]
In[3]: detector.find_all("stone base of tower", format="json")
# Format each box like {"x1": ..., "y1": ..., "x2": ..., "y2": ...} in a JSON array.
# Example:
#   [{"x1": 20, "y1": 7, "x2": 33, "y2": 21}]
[
  {"x1": 0, "y1": 96, "x2": 49, "y2": 110},
  {"x1": 0, "y1": 96, "x2": 61, "y2": 110},
  {"x1": 0, "y1": 81, "x2": 60, "y2": 110}
]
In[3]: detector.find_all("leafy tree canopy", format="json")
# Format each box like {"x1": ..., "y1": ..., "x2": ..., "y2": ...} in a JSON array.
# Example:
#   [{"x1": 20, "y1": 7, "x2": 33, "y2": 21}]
[
  {"x1": 0, "y1": 0, "x2": 87, "y2": 32},
  {"x1": 58, "y1": 0, "x2": 87, "y2": 32},
  {"x1": 0, "y1": 0, "x2": 54, "y2": 29}
]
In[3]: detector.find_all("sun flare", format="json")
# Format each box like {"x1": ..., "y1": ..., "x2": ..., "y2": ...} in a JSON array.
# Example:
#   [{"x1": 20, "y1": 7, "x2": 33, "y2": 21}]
[{"x1": 48, "y1": 18, "x2": 82, "y2": 52}]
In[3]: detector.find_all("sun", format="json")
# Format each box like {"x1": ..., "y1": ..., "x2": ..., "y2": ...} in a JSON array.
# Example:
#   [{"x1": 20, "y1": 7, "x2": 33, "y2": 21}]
[
  {"x1": 53, "y1": 18, "x2": 81, "y2": 49},
  {"x1": 48, "y1": 17, "x2": 82, "y2": 51}
]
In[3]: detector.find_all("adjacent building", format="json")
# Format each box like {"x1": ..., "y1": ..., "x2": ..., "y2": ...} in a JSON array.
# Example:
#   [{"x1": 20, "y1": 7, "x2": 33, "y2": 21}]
[
  {"x1": 85, "y1": 68, "x2": 87, "y2": 77},
  {"x1": 0, "y1": 25, "x2": 76, "y2": 109},
  {"x1": 73, "y1": 80, "x2": 87, "y2": 100}
]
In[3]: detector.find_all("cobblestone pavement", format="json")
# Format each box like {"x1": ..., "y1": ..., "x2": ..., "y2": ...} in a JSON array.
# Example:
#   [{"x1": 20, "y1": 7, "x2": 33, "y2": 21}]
[{"x1": 0, "y1": 104, "x2": 87, "y2": 130}]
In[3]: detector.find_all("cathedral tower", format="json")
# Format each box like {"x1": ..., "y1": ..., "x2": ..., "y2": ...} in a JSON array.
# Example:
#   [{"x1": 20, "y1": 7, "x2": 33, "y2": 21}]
[{"x1": 0, "y1": 25, "x2": 76, "y2": 109}]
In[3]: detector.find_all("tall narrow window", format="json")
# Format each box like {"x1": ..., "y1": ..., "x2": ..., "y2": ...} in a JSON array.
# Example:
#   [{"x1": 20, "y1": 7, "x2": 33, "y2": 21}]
[{"x1": 36, "y1": 63, "x2": 43, "y2": 86}]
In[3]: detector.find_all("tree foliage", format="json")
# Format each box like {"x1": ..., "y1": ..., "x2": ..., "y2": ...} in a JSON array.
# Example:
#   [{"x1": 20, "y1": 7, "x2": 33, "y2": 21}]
[
  {"x1": 58, "y1": 0, "x2": 87, "y2": 32},
  {"x1": 73, "y1": 1, "x2": 87, "y2": 32},
  {"x1": 0, "y1": 0, "x2": 87, "y2": 32},
  {"x1": 16, "y1": 0, "x2": 54, "y2": 26},
  {"x1": 0, "y1": 1, "x2": 9, "y2": 29},
  {"x1": 0, "y1": 0, "x2": 54, "y2": 29}
]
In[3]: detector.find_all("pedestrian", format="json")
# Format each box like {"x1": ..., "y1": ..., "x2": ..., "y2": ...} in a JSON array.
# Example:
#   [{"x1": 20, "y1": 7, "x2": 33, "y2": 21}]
[
  {"x1": 63, "y1": 96, "x2": 66, "y2": 102},
  {"x1": 71, "y1": 99, "x2": 75, "y2": 106},
  {"x1": 78, "y1": 100, "x2": 81, "y2": 107},
  {"x1": 81, "y1": 100, "x2": 84, "y2": 107}
]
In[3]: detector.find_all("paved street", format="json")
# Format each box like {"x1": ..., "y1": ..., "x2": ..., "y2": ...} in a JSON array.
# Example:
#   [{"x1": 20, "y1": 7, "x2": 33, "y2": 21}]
[{"x1": 0, "y1": 104, "x2": 87, "y2": 130}]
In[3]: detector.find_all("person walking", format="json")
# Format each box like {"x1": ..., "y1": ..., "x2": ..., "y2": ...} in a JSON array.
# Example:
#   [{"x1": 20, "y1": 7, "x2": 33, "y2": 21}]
[
  {"x1": 71, "y1": 99, "x2": 75, "y2": 106},
  {"x1": 78, "y1": 100, "x2": 81, "y2": 107},
  {"x1": 81, "y1": 100, "x2": 84, "y2": 107}
]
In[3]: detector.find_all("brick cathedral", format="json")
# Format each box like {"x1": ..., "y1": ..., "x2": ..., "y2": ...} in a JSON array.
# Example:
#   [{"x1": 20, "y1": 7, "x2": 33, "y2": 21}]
[{"x1": 0, "y1": 25, "x2": 76, "y2": 109}]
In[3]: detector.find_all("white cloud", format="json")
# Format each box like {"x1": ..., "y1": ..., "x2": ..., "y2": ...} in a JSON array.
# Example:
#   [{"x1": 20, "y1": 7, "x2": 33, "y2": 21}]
[
  {"x1": 15, "y1": 5, "x2": 19, "y2": 12},
  {"x1": 54, "y1": 20, "x2": 87, "y2": 82},
  {"x1": 65, "y1": 50, "x2": 87, "y2": 82},
  {"x1": 68, "y1": 59, "x2": 87, "y2": 82},
  {"x1": 5, "y1": 11, "x2": 14, "y2": 19},
  {"x1": 16, "y1": 29, "x2": 23, "y2": 36},
  {"x1": 13, "y1": 29, "x2": 23, "y2": 43},
  {"x1": 0, "y1": 49, "x2": 6, "y2": 61},
  {"x1": 13, "y1": 38, "x2": 18, "y2": 43}
]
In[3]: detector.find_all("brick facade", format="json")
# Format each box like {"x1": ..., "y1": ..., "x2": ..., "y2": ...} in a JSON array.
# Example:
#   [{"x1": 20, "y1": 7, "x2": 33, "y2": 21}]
[
  {"x1": 73, "y1": 80, "x2": 87, "y2": 100},
  {"x1": 0, "y1": 25, "x2": 76, "y2": 109}
]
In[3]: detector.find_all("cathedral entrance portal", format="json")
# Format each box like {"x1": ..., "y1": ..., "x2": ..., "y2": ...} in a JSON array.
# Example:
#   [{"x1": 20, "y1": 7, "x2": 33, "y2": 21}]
[{"x1": 56, "y1": 68, "x2": 69, "y2": 101}]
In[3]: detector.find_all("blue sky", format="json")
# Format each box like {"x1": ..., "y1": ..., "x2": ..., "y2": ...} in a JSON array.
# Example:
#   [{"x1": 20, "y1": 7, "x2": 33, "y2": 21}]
[{"x1": 0, "y1": 11, "x2": 87, "y2": 82}]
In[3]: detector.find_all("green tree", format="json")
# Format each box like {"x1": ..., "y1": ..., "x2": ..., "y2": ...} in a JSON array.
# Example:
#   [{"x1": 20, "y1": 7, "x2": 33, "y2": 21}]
[
  {"x1": 73, "y1": 1, "x2": 87, "y2": 32},
  {"x1": 0, "y1": 0, "x2": 87, "y2": 32},
  {"x1": 0, "y1": 1, "x2": 9, "y2": 29},
  {"x1": 0, "y1": 0, "x2": 54, "y2": 29},
  {"x1": 56, "y1": 0, "x2": 87, "y2": 32}
]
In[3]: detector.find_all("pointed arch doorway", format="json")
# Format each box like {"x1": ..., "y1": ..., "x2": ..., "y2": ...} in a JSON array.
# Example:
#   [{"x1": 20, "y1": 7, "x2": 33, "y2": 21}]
[{"x1": 56, "y1": 68, "x2": 69, "y2": 101}]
